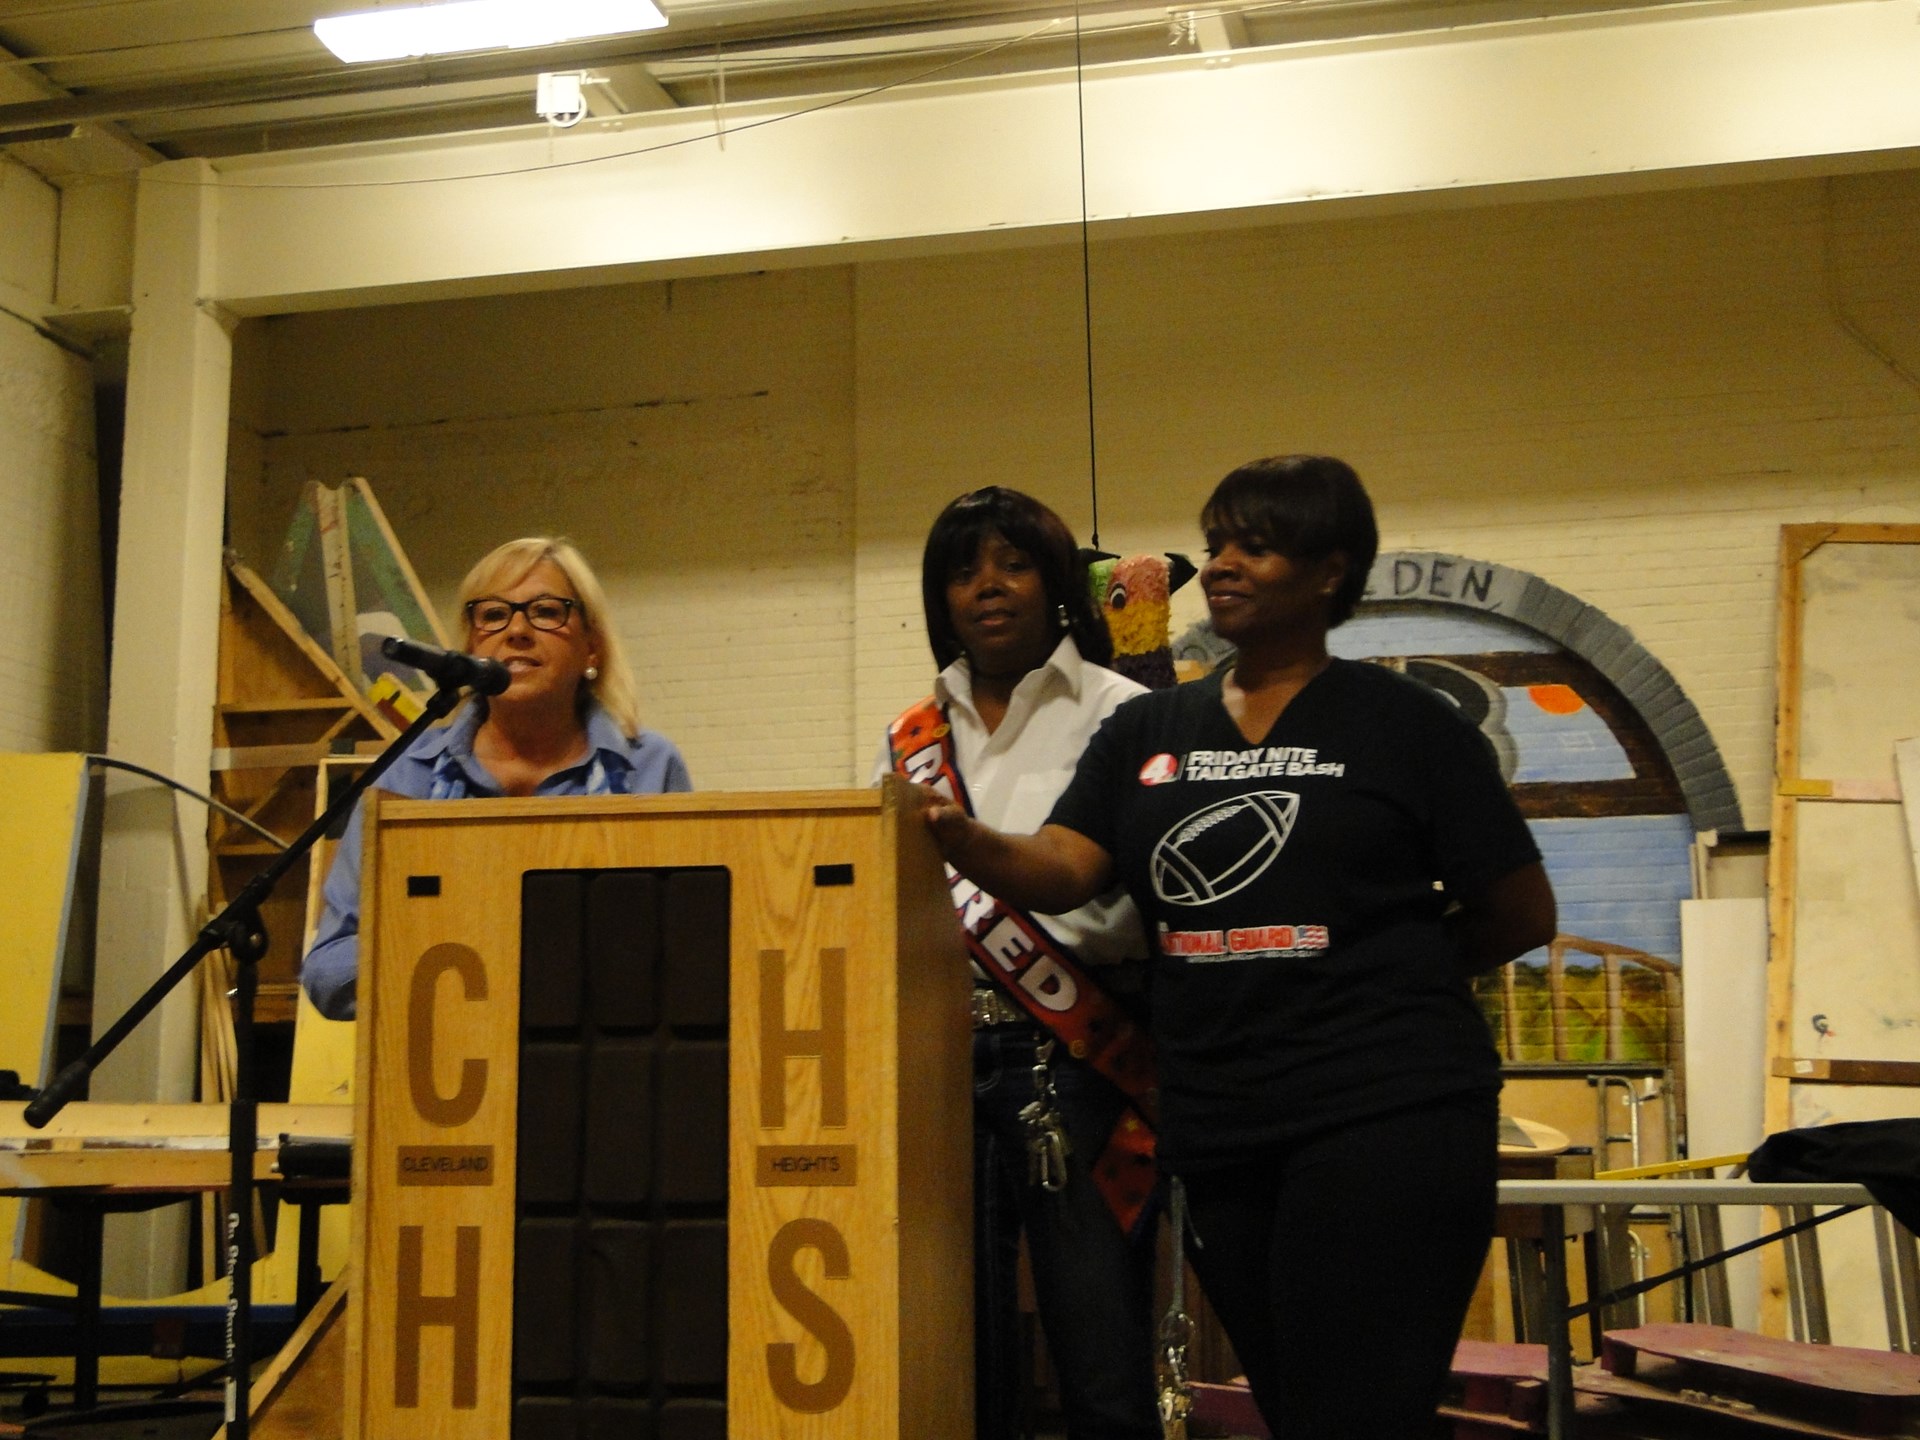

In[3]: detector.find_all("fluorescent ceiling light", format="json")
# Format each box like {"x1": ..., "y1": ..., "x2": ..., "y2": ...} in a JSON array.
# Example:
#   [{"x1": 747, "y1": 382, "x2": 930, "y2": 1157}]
[{"x1": 315, "y1": 0, "x2": 667, "y2": 64}]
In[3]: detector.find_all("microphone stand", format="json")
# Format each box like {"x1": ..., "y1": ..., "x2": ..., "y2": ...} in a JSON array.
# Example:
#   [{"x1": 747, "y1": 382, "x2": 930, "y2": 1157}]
[{"x1": 25, "y1": 677, "x2": 472, "y2": 1436}]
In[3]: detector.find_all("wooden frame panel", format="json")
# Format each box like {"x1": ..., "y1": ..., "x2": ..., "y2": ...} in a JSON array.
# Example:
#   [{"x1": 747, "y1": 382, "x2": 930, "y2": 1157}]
[{"x1": 1765, "y1": 523, "x2": 1920, "y2": 1342}]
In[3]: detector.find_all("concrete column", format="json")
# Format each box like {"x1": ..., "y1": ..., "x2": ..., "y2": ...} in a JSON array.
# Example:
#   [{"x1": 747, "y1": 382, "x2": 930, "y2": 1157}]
[{"x1": 93, "y1": 158, "x2": 232, "y2": 1298}]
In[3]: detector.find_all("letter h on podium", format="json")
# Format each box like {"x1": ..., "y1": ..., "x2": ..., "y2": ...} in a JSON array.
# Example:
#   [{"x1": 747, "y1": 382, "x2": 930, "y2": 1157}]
[
  {"x1": 394, "y1": 1225, "x2": 481, "y2": 1408},
  {"x1": 758, "y1": 948, "x2": 847, "y2": 1128}
]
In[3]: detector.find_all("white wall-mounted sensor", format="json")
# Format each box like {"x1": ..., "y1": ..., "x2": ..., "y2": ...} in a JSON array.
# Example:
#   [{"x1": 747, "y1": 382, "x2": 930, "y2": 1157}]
[{"x1": 537, "y1": 71, "x2": 590, "y2": 128}]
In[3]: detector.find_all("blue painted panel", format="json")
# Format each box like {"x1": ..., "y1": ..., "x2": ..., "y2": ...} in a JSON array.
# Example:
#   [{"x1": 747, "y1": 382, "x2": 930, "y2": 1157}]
[
  {"x1": 1334, "y1": 606, "x2": 1556, "y2": 659},
  {"x1": 1503, "y1": 686, "x2": 1634, "y2": 783},
  {"x1": 1519, "y1": 814, "x2": 1695, "y2": 967},
  {"x1": 1331, "y1": 606, "x2": 1695, "y2": 989}
]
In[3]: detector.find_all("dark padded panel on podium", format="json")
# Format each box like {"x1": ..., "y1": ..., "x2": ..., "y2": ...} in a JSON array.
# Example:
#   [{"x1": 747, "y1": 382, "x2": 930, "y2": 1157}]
[
  {"x1": 514, "y1": 1219, "x2": 580, "y2": 1384},
  {"x1": 588, "y1": 871, "x2": 659, "y2": 1028},
  {"x1": 657, "y1": 1043, "x2": 728, "y2": 1205},
  {"x1": 518, "y1": 1044, "x2": 585, "y2": 1206},
  {"x1": 656, "y1": 1400, "x2": 727, "y2": 1440},
  {"x1": 586, "y1": 1220, "x2": 651, "y2": 1385},
  {"x1": 584, "y1": 1042, "x2": 653, "y2": 1204},
  {"x1": 522, "y1": 872, "x2": 586, "y2": 1029},
  {"x1": 662, "y1": 870, "x2": 729, "y2": 1027},
  {"x1": 514, "y1": 1396, "x2": 580, "y2": 1440},
  {"x1": 515, "y1": 867, "x2": 729, "y2": 1439},
  {"x1": 655, "y1": 1221, "x2": 728, "y2": 1386},
  {"x1": 585, "y1": 1397, "x2": 655, "y2": 1440}
]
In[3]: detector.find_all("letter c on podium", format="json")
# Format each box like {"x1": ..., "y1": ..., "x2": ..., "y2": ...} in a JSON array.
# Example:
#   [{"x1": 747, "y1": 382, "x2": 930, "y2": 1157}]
[{"x1": 407, "y1": 943, "x2": 488, "y2": 1127}]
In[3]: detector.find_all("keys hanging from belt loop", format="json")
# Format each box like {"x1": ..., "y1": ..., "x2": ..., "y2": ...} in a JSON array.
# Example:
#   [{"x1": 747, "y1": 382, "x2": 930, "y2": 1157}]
[
  {"x1": 1018, "y1": 1037, "x2": 1070, "y2": 1192},
  {"x1": 1157, "y1": 1176, "x2": 1194, "y2": 1440}
]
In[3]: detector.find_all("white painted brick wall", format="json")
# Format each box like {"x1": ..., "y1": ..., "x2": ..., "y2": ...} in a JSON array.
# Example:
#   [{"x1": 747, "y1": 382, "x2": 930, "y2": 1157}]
[
  {"x1": 225, "y1": 174, "x2": 1920, "y2": 818},
  {"x1": 853, "y1": 177, "x2": 1920, "y2": 821},
  {"x1": 0, "y1": 160, "x2": 107, "y2": 758},
  {"x1": 0, "y1": 309, "x2": 105, "y2": 755},
  {"x1": 240, "y1": 268, "x2": 857, "y2": 791},
  {"x1": 0, "y1": 156, "x2": 57, "y2": 307}
]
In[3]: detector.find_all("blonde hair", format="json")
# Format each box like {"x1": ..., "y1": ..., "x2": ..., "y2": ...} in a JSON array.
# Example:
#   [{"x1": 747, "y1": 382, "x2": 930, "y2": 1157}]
[{"x1": 455, "y1": 537, "x2": 642, "y2": 738}]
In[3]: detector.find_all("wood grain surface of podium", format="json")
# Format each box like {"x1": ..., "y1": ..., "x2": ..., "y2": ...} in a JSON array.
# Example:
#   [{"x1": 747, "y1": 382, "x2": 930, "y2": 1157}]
[{"x1": 346, "y1": 776, "x2": 971, "y2": 1439}]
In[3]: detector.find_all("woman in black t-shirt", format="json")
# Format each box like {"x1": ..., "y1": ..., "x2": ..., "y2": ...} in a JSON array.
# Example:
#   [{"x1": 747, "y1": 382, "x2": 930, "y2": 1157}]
[{"x1": 921, "y1": 455, "x2": 1556, "y2": 1440}]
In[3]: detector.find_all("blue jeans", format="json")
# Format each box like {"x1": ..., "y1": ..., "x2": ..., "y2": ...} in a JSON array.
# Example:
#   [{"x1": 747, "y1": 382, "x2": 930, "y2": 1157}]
[{"x1": 972, "y1": 1025, "x2": 1162, "y2": 1440}]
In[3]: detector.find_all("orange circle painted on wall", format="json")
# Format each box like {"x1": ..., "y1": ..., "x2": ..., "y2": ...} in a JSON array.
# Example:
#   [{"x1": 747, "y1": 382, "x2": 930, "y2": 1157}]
[{"x1": 1527, "y1": 683, "x2": 1586, "y2": 716}]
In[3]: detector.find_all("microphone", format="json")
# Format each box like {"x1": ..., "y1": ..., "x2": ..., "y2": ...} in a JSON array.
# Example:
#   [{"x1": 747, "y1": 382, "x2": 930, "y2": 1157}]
[{"x1": 381, "y1": 636, "x2": 511, "y2": 696}]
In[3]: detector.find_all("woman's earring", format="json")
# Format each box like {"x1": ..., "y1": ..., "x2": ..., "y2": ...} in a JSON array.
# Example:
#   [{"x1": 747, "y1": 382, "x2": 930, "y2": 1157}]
[
  {"x1": 585, "y1": 665, "x2": 600, "y2": 681},
  {"x1": 1056, "y1": 604, "x2": 1070, "y2": 631}
]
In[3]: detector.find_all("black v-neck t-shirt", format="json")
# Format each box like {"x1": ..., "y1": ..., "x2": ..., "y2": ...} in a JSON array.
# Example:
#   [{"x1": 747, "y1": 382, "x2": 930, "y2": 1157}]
[{"x1": 1047, "y1": 658, "x2": 1539, "y2": 1171}]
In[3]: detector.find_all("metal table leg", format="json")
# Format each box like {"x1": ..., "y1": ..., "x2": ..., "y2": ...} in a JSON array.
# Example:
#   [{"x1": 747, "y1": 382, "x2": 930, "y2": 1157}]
[
  {"x1": 71, "y1": 1203, "x2": 103, "y2": 1412},
  {"x1": 293, "y1": 1196, "x2": 326, "y2": 1319},
  {"x1": 1543, "y1": 1204, "x2": 1574, "y2": 1440}
]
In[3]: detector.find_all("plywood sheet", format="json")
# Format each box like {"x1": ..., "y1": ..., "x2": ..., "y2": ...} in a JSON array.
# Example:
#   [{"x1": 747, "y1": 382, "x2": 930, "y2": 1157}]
[
  {"x1": 0, "y1": 753, "x2": 88, "y2": 1260},
  {"x1": 1797, "y1": 541, "x2": 1920, "y2": 783},
  {"x1": 1768, "y1": 527, "x2": 1920, "y2": 1339},
  {"x1": 1789, "y1": 801, "x2": 1920, "y2": 1059},
  {"x1": 1682, "y1": 897, "x2": 1768, "y2": 1330}
]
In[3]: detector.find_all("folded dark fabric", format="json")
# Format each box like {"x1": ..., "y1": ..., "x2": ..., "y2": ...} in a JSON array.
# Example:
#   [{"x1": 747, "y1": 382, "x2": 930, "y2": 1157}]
[{"x1": 1748, "y1": 1119, "x2": 1920, "y2": 1235}]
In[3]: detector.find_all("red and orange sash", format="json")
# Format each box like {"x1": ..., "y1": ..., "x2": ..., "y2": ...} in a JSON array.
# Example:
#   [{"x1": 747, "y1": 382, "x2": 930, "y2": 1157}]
[{"x1": 889, "y1": 697, "x2": 1157, "y2": 1232}]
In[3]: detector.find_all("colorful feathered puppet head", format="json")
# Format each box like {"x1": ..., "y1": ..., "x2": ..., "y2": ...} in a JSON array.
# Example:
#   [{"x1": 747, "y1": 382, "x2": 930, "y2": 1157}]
[{"x1": 1083, "y1": 551, "x2": 1198, "y2": 689}]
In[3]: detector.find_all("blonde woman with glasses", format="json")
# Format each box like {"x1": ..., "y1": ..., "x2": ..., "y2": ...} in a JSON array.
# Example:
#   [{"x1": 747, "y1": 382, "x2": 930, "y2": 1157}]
[{"x1": 302, "y1": 537, "x2": 691, "y2": 1020}]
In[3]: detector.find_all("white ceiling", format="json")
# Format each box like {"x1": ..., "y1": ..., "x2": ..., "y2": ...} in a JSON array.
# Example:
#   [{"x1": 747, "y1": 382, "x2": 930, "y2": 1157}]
[{"x1": 0, "y1": 0, "x2": 1698, "y2": 176}]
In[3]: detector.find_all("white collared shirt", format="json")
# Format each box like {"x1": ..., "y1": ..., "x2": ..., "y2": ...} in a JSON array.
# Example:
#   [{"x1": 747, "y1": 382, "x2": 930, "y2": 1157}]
[{"x1": 874, "y1": 635, "x2": 1150, "y2": 965}]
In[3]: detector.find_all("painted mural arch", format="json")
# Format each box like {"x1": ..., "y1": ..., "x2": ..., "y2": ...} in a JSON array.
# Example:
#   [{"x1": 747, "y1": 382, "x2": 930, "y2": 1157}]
[
  {"x1": 1360, "y1": 551, "x2": 1742, "y2": 835},
  {"x1": 1345, "y1": 551, "x2": 1741, "y2": 1073}
]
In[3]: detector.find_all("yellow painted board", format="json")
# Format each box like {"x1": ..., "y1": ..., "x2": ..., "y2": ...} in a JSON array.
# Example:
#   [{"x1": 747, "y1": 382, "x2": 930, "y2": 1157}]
[
  {"x1": 288, "y1": 986, "x2": 356, "y2": 1283},
  {"x1": 289, "y1": 754, "x2": 362, "y2": 1286},
  {"x1": 0, "y1": 752, "x2": 89, "y2": 1263}
]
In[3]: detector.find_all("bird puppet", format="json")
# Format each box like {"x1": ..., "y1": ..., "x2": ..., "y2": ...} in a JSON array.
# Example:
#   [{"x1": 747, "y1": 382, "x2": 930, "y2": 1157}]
[{"x1": 1083, "y1": 550, "x2": 1198, "y2": 690}]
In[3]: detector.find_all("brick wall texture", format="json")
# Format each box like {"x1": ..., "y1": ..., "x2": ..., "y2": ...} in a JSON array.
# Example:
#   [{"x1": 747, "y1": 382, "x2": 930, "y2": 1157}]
[
  {"x1": 222, "y1": 173, "x2": 1920, "y2": 821},
  {"x1": 0, "y1": 308, "x2": 105, "y2": 755}
]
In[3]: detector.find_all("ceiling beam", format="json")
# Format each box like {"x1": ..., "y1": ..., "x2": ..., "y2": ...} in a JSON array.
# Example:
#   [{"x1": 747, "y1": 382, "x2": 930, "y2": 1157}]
[
  {"x1": 192, "y1": 0, "x2": 1920, "y2": 315},
  {"x1": 0, "y1": 0, "x2": 1160, "y2": 139},
  {"x1": 0, "y1": 40, "x2": 163, "y2": 180},
  {"x1": 591, "y1": 63, "x2": 681, "y2": 116},
  {"x1": 0, "y1": 0, "x2": 1704, "y2": 144},
  {"x1": 1191, "y1": 9, "x2": 1249, "y2": 52}
]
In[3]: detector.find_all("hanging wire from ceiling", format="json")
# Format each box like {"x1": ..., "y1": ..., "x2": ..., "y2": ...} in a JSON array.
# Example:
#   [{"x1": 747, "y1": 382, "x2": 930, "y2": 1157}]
[{"x1": 1073, "y1": 0, "x2": 1100, "y2": 549}]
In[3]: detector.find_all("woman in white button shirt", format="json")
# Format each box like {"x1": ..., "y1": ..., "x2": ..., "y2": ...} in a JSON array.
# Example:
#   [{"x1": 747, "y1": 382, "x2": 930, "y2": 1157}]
[{"x1": 876, "y1": 488, "x2": 1161, "y2": 1440}]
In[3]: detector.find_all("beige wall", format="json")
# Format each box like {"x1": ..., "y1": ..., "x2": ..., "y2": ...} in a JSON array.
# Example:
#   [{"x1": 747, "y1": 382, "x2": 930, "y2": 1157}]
[
  {"x1": 227, "y1": 171, "x2": 1920, "y2": 818},
  {"x1": 0, "y1": 156, "x2": 105, "y2": 755},
  {"x1": 234, "y1": 267, "x2": 857, "y2": 789}
]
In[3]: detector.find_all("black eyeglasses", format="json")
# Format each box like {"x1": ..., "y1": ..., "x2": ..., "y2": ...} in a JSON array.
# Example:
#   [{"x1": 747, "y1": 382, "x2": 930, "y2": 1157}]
[{"x1": 465, "y1": 594, "x2": 578, "y2": 634}]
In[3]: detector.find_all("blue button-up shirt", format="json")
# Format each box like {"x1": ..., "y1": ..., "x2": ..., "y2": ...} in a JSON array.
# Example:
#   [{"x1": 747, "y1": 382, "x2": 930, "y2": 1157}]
[{"x1": 301, "y1": 701, "x2": 692, "y2": 1020}]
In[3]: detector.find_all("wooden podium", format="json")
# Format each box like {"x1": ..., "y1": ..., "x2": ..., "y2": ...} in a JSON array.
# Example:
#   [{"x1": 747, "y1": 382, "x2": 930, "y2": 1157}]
[{"x1": 345, "y1": 778, "x2": 972, "y2": 1438}]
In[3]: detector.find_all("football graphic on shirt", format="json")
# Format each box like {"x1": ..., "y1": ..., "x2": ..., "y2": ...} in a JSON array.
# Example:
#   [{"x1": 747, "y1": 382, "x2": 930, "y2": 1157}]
[{"x1": 1151, "y1": 791, "x2": 1299, "y2": 905}]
